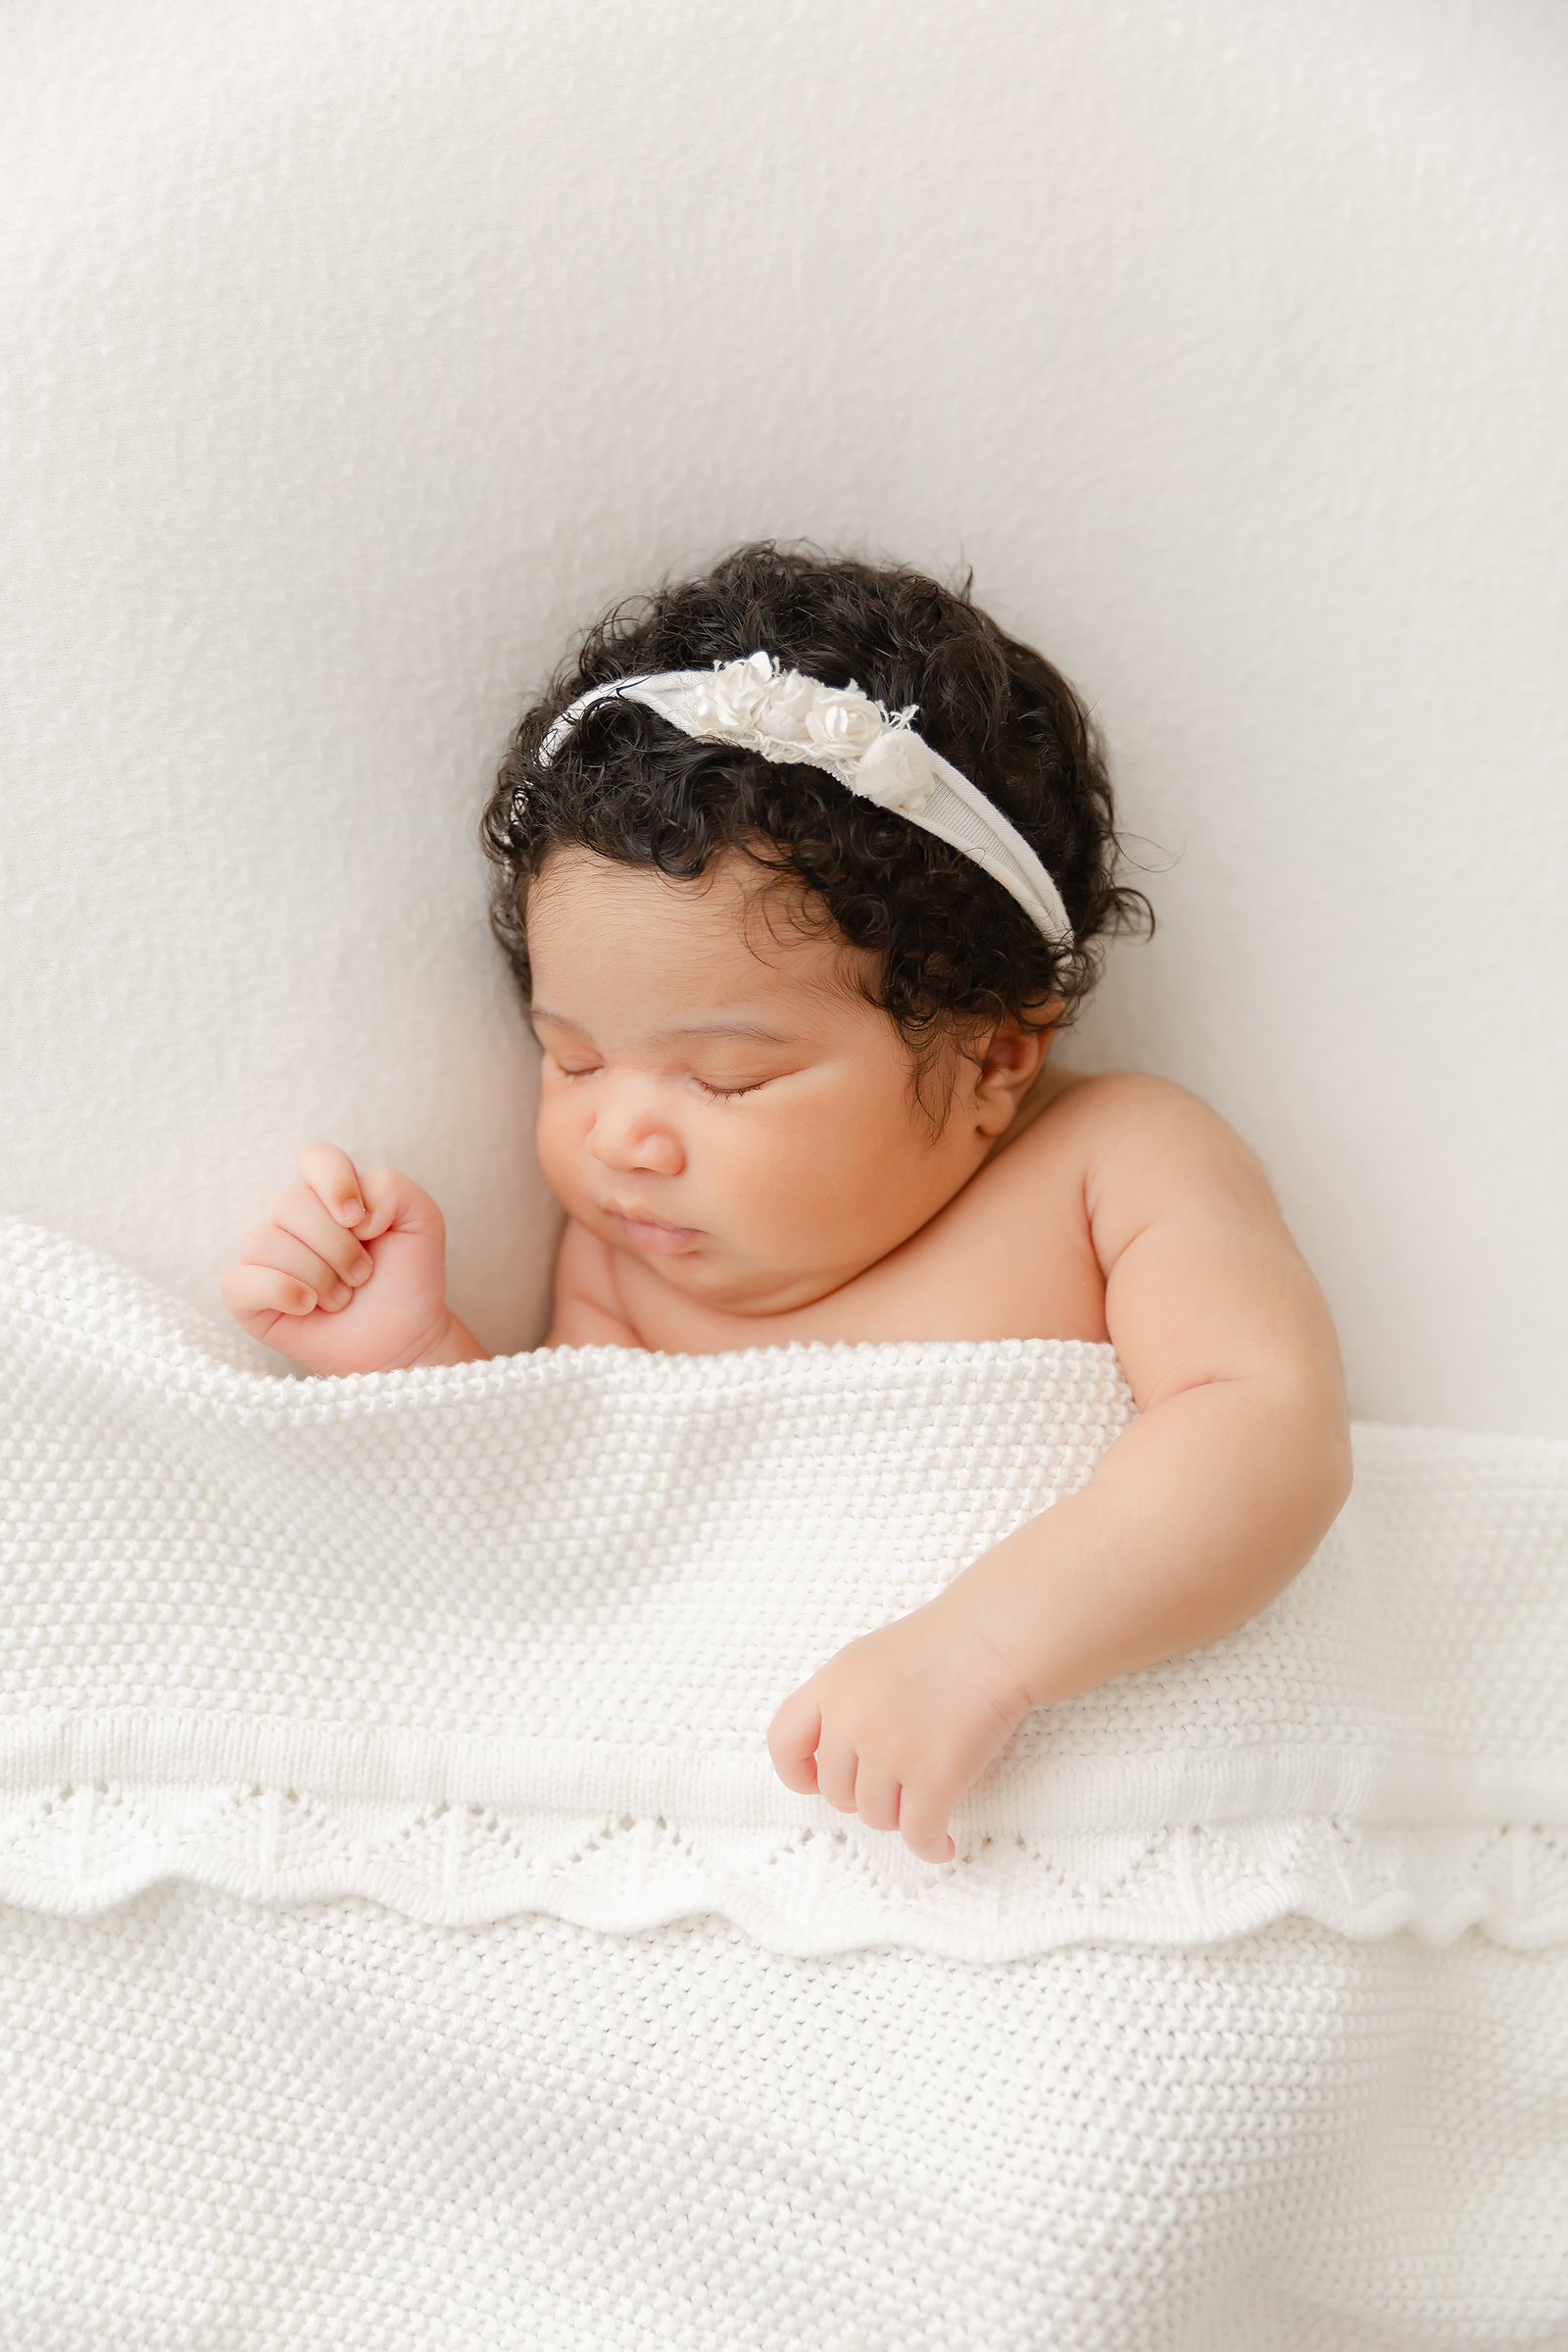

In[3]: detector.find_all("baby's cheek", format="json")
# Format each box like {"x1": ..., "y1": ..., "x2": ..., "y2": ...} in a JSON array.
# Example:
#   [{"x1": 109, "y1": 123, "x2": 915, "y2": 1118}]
[
  {"x1": 533, "y1": 1100, "x2": 586, "y2": 1213},
  {"x1": 747, "y1": 1107, "x2": 949, "y2": 1267},
  {"x1": 731, "y1": 1128, "x2": 858, "y2": 1256}
]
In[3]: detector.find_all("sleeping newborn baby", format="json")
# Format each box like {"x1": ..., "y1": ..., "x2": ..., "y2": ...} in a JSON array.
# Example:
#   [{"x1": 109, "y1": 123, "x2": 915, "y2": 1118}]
[{"x1": 222, "y1": 545, "x2": 1350, "y2": 1863}]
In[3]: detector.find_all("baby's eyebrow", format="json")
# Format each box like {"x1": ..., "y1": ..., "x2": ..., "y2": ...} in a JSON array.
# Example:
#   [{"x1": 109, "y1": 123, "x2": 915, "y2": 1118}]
[
  {"x1": 657, "y1": 1018, "x2": 795, "y2": 1046},
  {"x1": 530, "y1": 1005, "x2": 796, "y2": 1047}
]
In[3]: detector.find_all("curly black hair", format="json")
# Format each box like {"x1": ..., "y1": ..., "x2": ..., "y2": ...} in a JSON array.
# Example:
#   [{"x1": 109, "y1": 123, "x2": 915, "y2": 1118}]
[{"x1": 480, "y1": 544, "x2": 1150, "y2": 1065}]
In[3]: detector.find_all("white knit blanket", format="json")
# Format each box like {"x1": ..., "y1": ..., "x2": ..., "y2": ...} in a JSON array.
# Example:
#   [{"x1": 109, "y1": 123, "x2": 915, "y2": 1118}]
[
  {"x1": 3, "y1": 1215, "x2": 1567, "y2": 2349},
  {"x1": 2, "y1": 1215, "x2": 1564, "y2": 1954}
]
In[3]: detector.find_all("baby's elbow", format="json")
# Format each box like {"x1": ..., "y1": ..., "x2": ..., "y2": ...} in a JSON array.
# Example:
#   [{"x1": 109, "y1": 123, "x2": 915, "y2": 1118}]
[
  {"x1": 1230, "y1": 1372, "x2": 1352, "y2": 1550},
  {"x1": 1298, "y1": 1392, "x2": 1354, "y2": 1538}
]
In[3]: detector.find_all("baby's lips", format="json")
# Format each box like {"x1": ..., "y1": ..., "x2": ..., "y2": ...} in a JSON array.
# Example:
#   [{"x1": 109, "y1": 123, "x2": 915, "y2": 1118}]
[{"x1": 611, "y1": 1205, "x2": 702, "y2": 1254}]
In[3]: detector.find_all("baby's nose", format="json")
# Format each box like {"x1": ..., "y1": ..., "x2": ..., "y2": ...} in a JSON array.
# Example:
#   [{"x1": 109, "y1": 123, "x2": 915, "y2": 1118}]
[{"x1": 584, "y1": 1087, "x2": 685, "y2": 1178}]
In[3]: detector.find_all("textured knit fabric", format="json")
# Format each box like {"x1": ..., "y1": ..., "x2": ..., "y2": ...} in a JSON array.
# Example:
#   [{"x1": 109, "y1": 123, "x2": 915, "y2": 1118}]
[
  {"x1": 2, "y1": 1216, "x2": 1564, "y2": 1952},
  {"x1": 1, "y1": 1894, "x2": 1565, "y2": 2350},
  {"x1": 3, "y1": 1215, "x2": 1567, "y2": 2349}
]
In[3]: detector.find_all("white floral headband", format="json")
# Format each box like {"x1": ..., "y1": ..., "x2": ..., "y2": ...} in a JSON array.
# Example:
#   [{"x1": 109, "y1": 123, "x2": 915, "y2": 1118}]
[{"x1": 530, "y1": 651, "x2": 1074, "y2": 954}]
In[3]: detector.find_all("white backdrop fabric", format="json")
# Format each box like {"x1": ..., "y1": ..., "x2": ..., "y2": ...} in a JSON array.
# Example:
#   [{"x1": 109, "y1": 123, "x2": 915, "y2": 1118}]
[{"x1": 2, "y1": 0, "x2": 1565, "y2": 1431}]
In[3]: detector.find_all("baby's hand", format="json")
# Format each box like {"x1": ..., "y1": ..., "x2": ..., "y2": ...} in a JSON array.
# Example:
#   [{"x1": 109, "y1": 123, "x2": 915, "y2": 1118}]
[
  {"x1": 220, "y1": 1143, "x2": 482, "y2": 1376},
  {"x1": 766, "y1": 1598, "x2": 1033, "y2": 1865}
]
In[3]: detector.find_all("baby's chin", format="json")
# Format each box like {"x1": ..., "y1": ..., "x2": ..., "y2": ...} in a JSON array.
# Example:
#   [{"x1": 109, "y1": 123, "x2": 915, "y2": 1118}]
[{"x1": 619, "y1": 1235, "x2": 866, "y2": 1321}]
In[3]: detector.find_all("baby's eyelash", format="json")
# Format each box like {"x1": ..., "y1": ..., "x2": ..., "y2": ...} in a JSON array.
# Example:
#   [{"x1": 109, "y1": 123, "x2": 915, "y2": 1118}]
[{"x1": 694, "y1": 1078, "x2": 766, "y2": 1100}]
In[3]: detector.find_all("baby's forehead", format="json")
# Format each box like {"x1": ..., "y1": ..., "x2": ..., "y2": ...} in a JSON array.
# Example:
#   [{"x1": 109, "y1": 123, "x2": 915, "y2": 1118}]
[
  {"x1": 530, "y1": 841, "x2": 777, "y2": 929},
  {"x1": 527, "y1": 847, "x2": 875, "y2": 1021},
  {"x1": 531, "y1": 1000, "x2": 799, "y2": 1047}
]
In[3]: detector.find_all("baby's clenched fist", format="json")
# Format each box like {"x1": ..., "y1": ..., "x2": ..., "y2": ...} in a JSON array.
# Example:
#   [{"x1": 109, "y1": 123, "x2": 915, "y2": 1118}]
[
  {"x1": 766, "y1": 1593, "x2": 1034, "y2": 1865},
  {"x1": 220, "y1": 1143, "x2": 485, "y2": 1376}
]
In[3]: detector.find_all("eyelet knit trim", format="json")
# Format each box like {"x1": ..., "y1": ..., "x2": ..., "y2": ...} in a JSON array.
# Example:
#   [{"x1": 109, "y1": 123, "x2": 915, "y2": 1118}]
[{"x1": 2, "y1": 1787, "x2": 1563, "y2": 1954}]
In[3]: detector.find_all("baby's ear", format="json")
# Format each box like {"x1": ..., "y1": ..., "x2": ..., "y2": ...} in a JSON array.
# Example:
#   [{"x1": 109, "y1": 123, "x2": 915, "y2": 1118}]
[{"x1": 973, "y1": 1016, "x2": 1054, "y2": 1131}]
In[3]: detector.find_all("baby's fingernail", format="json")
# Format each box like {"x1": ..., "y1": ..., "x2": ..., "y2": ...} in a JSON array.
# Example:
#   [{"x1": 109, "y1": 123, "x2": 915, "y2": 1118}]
[
  {"x1": 340, "y1": 1199, "x2": 365, "y2": 1224},
  {"x1": 329, "y1": 1282, "x2": 352, "y2": 1308},
  {"x1": 347, "y1": 1259, "x2": 372, "y2": 1285}
]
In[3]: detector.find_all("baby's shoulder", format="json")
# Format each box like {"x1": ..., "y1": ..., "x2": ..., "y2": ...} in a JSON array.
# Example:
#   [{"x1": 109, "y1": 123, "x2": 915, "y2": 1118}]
[
  {"x1": 1003, "y1": 1066, "x2": 1240, "y2": 1161},
  {"x1": 997, "y1": 1068, "x2": 1271, "y2": 1219}
]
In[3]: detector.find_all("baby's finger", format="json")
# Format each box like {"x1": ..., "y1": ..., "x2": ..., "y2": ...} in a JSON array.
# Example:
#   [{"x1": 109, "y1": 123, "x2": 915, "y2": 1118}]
[
  {"x1": 238, "y1": 1224, "x2": 355, "y2": 1311},
  {"x1": 265, "y1": 1185, "x2": 373, "y2": 1287},
  {"x1": 296, "y1": 1142, "x2": 368, "y2": 1228},
  {"x1": 850, "y1": 1764, "x2": 903, "y2": 1836},
  {"x1": 347, "y1": 1162, "x2": 441, "y2": 1246},
  {"x1": 765, "y1": 1688, "x2": 823, "y2": 1798},
  {"x1": 812, "y1": 1739, "x2": 861, "y2": 1815},
  {"x1": 220, "y1": 1262, "x2": 322, "y2": 1326},
  {"x1": 897, "y1": 1790, "x2": 956, "y2": 1867}
]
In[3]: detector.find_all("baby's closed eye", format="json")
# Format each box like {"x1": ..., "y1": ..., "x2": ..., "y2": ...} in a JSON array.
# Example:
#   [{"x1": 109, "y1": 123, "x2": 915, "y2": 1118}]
[
  {"x1": 545, "y1": 1054, "x2": 774, "y2": 1098},
  {"x1": 692, "y1": 1074, "x2": 770, "y2": 1100}
]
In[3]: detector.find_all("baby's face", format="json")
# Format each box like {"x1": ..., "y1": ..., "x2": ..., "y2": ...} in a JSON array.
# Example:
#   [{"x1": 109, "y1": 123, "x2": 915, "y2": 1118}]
[{"x1": 526, "y1": 848, "x2": 1022, "y2": 1316}]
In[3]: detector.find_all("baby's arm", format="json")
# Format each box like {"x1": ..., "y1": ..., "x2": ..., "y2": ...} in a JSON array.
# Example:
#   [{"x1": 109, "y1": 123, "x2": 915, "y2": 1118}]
[
  {"x1": 220, "y1": 1144, "x2": 487, "y2": 1374},
  {"x1": 768, "y1": 1077, "x2": 1352, "y2": 1863}
]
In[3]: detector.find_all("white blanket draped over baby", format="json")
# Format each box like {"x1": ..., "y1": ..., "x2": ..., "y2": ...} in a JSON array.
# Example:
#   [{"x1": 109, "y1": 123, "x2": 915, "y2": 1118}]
[{"x1": 3, "y1": 1214, "x2": 1566, "y2": 2350}]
